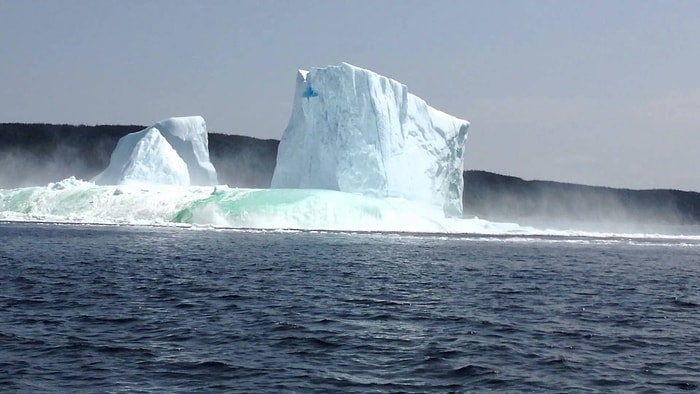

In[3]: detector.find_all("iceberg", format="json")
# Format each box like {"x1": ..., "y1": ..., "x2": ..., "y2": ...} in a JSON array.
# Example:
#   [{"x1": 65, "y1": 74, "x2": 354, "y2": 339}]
[
  {"x1": 93, "y1": 116, "x2": 218, "y2": 186},
  {"x1": 271, "y1": 63, "x2": 470, "y2": 217},
  {"x1": 0, "y1": 65, "x2": 486, "y2": 233}
]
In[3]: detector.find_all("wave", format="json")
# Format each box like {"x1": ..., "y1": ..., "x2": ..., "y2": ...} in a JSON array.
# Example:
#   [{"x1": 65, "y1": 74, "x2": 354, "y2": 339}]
[
  {"x1": 0, "y1": 178, "x2": 501, "y2": 233},
  {"x1": 2, "y1": 178, "x2": 700, "y2": 242}
]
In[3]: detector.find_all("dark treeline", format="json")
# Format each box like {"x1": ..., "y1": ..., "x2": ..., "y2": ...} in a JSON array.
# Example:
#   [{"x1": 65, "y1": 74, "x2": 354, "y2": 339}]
[
  {"x1": 463, "y1": 171, "x2": 700, "y2": 226},
  {"x1": 2, "y1": 123, "x2": 700, "y2": 225}
]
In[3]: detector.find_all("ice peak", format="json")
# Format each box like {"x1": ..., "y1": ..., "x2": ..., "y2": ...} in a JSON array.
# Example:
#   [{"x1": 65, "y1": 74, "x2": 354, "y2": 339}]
[
  {"x1": 272, "y1": 63, "x2": 469, "y2": 217},
  {"x1": 93, "y1": 116, "x2": 218, "y2": 186}
]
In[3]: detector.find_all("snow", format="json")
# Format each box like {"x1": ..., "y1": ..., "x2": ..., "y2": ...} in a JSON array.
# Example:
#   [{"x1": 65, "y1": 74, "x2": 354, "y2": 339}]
[
  {"x1": 270, "y1": 63, "x2": 470, "y2": 217},
  {"x1": 93, "y1": 116, "x2": 217, "y2": 186}
]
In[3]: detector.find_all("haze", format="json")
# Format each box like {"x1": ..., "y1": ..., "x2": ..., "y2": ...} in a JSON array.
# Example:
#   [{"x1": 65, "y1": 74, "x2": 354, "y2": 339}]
[{"x1": 1, "y1": 0, "x2": 698, "y2": 191}]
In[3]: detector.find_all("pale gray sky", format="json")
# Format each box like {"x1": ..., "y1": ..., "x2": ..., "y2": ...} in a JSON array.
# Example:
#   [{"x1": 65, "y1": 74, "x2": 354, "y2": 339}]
[{"x1": 1, "y1": 0, "x2": 699, "y2": 191}]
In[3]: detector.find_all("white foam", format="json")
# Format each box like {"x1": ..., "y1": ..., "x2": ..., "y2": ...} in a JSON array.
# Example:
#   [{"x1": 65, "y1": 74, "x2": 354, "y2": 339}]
[{"x1": 2, "y1": 182, "x2": 699, "y2": 244}]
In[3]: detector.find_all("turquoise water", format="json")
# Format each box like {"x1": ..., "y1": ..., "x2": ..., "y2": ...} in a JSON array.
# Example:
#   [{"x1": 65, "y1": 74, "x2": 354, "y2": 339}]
[
  {"x1": 0, "y1": 181, "x2": 446, "y2": 232},
  {"x1": 3, "y1": 180, "x2": 700, "y2": 239}
]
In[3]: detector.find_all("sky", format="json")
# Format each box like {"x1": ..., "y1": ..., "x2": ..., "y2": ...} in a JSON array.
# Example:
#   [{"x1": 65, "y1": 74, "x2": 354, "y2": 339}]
[{"x1": 1, "y1": 0, "x2": 699, "y2": 191}]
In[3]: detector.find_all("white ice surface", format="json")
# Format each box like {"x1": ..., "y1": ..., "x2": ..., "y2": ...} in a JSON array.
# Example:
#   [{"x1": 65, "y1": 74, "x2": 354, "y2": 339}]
[
  {"x1": 120, "y1": 128, "x2": 190, "y2": 185},
  {"x1": 271, "y1": 63, "x2": 469, "y2": 217},
  {"x1": 93, "y1": 116, "x2": 217, "y2": 186}
]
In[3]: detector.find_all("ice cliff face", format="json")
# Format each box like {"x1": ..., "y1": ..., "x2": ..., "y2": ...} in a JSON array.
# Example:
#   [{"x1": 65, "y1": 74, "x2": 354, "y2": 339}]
[
  {"x1": 93, "y1": 116, "x2": 217, "y2": 186},
  {"x1": 271, "y1": 63, "x2": 470, "y2": 216}
]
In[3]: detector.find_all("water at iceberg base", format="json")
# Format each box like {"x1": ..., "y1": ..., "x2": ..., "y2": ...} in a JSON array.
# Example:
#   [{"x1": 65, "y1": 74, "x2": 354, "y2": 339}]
[
  {"x1": 0, "y1": 178, "x2": 515, "y2": 234},
  {"x1": 2, "y1": 178, "x2": 700, "y2": 242}
]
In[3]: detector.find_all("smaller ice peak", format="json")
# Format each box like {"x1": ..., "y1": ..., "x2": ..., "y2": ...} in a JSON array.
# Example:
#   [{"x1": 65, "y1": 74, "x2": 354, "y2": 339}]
[
  {"x1": 148, "y1": 116, "x2": 217, "y2": 186},
  {"x1": 119, "y1": 128, "x2": 190, "y2": 186},
  {"x1": 93, "y1": 116, "x2": 218, "y2": 186},
  {"x1": 152, "y1": 116, "x2": 208, "y2": 151},
  {"x1": 272, "y1": 62, "x2": 470, "y2": 217}
]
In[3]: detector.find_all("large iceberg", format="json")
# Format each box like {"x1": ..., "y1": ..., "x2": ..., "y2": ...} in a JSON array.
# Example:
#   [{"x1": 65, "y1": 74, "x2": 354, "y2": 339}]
[
  {"x1": 271, "y1": 63, "x2": 469, "y2": 216},
  {"x1": 93, "y1": 116, "x2": 218, "y2": 186}
]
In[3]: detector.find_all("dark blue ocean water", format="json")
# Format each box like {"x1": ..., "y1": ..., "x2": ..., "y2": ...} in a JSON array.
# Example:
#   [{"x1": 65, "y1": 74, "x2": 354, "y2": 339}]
[{"x1": 1, "y1": 223, "x2": 698, "y2": 393}]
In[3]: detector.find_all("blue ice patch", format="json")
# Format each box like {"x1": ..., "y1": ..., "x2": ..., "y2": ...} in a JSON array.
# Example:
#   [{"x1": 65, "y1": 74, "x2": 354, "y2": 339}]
[{"x1": 302, "y1": 85, "x2": 318, "y2": 98}]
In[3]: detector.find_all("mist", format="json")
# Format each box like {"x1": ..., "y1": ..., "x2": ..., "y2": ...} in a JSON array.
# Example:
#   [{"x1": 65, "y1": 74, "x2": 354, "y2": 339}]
[
  {"x1": 463, "y1": 171, "x2": 700, "y2": 234},
  {"x1": 207, "y1": 134, "x2": 278, "y2": 189},
  {"x1": 0, "y1": 146, "x2": 93, "y2": 188},
  {"x1": 0, "y1": 123, "x2": 142, "y2": 188}
]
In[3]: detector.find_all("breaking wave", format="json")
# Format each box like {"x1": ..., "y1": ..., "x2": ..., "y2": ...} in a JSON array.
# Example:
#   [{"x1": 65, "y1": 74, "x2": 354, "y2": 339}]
[{"x1": 2, "y1": 178, "x2": 700, "y2": 242}]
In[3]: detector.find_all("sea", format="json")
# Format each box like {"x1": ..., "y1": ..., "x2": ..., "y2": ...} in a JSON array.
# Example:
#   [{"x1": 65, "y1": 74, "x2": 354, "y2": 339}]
[{"x1": 1, "y1": 222, "x2": 698, "y2": 393}]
